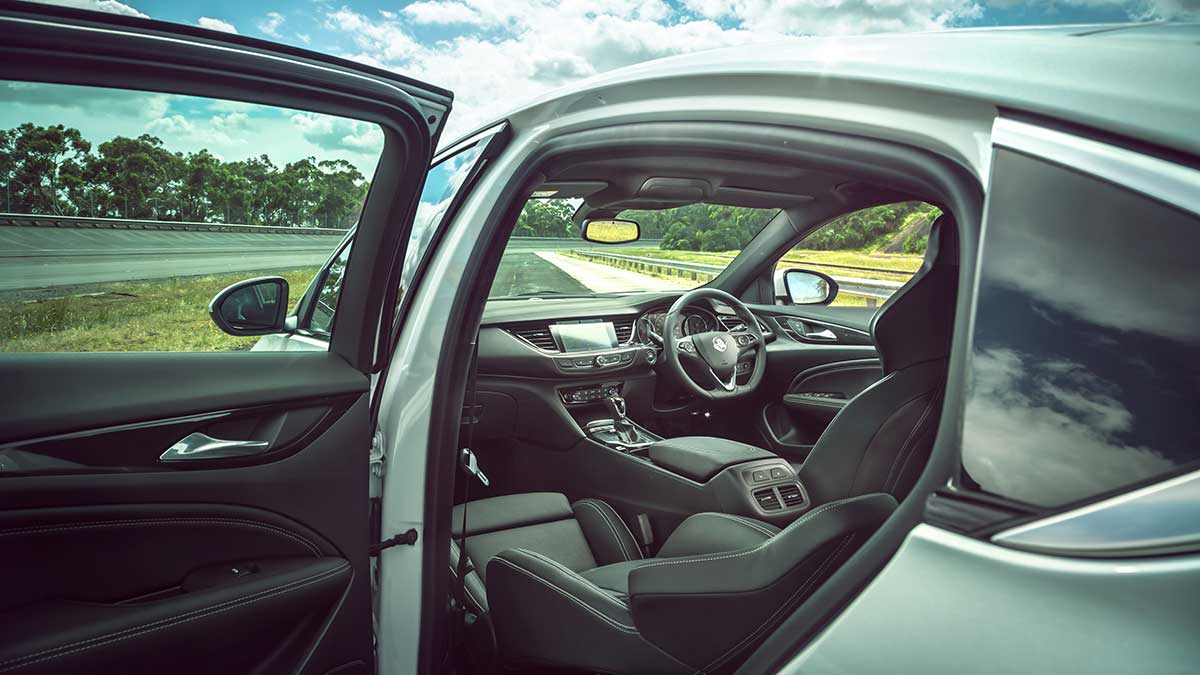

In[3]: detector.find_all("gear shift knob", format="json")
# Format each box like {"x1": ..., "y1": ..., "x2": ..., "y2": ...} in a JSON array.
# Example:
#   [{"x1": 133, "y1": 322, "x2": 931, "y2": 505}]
[{"x1": 604, "y1": 395, "x2": 627, "y2": 421}]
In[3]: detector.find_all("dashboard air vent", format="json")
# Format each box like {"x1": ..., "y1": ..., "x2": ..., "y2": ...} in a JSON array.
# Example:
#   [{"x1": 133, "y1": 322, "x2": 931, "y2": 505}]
[
  {"x1": 779, "y1": 483, "x2": 805, "y2": 508},
  {"x1": 612, "y1": 317, "x2": 635, "y2": 344},
  {"x1": 753, "y1": 487, "x2": 782, "y2": 512},
  {"x1": 507, "y1": 324, "x2": 559, "y2": 352},
  {"x1": 720, "y1": 316, "x2": 745, "y2": 331}
]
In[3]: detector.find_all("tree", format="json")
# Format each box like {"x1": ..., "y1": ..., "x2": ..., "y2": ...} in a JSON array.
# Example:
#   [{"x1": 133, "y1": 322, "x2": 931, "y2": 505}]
[
  {"x1": 0, "y1": 124, "x2": 371, "y2": 229},
  {"x1": 0, "y1": 123, "x2": 91, "y2": 215}
]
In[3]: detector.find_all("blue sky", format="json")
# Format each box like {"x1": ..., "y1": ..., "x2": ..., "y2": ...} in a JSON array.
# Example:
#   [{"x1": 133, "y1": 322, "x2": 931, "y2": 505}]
[{"x1": 15, "y1": 0, "x2": 1195, "y2": 177}]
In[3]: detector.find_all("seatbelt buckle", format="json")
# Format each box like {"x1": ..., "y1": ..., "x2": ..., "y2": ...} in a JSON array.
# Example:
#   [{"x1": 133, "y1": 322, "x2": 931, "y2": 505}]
[
  {"x1": 634, "y1": 513, "x2": 654, "y2": 557},
  {"x1": 459, "y1": 448, "x2": 490, "y2": 487}
]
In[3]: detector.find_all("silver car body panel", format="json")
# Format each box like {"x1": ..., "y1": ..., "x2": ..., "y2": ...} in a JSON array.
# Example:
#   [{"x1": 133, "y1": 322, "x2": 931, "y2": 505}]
[
  {"x1": 993, "y1": 468, "x2": 1200, "y2": 556},
  {"x1": 782, "y1": 524, "x2": 1200, "y2": 675},
  {"x1": 375, "y1": 25, "x2": 1200, "y2": 675}
]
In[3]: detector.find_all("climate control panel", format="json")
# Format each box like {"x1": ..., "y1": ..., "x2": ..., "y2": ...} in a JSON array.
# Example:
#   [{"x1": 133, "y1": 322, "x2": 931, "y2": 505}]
[{"x1": 559, "y1": 382, "x2": 623, "y2": 405}]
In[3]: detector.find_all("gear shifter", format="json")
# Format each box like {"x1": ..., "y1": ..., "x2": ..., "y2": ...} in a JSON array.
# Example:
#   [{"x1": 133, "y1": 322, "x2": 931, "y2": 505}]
[{"x1": 604, "y1": 395, "x2": 639, "y2": 444}]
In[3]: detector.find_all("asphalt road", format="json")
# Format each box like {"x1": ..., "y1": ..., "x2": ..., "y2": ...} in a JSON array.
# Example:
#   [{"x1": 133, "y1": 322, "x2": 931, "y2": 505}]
[
  {"x1": 490, "y1": 250, "x2": 591, "y2": 297},
  {"x1": 0, "y1": 225, "x2": 660, "y2": 297}
]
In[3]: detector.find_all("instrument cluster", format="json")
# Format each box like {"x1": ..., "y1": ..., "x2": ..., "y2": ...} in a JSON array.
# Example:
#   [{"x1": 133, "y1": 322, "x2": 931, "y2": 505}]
[{"x1": 636, "y1": 306, "x2": 721, "y2": 343}]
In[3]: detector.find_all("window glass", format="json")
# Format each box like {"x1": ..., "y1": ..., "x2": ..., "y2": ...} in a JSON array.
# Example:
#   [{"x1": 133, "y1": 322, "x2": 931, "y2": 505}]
[
  {"x1": 0, "y1": 81, "x2": 382, "y2": 352},
  {"x1": 489, "y1": 200, "x2": 777, "y2": 298},
  {"x1": 961, "y1": 149, "x2": 1200, "y2": 507},
  {"x1": 777, "y1": 201, "x2": 938, "y2": 307},
  {"x1": 399, "y1": 142, "x2": 485, "y2": 297},
  {"x1": 307, "y1": 242, "x2": 351, "y2": 336}
]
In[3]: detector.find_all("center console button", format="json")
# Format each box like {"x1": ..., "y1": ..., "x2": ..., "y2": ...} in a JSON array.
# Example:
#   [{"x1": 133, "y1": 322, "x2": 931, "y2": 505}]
[
  {"x1": 770, "y1": 467, "x2": 789, "y2": 479},
  {"x1": 574, "y1": 358, "x2": 593, "y2": 367},
  {"x1": 751, "y1": 469, "x2": 768, "y2": 483}
]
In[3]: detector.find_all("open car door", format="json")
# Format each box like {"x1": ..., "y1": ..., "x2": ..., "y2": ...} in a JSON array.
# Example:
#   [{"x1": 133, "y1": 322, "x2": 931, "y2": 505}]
[{"x1": 0, "y1": 3, "x2": 449, "y2": 673}]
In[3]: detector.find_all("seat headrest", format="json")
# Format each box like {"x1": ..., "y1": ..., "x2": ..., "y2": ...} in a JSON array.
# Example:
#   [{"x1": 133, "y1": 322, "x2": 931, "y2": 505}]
[{"x1": 869, "y1": 214, "x2": 960, "y2": 374}]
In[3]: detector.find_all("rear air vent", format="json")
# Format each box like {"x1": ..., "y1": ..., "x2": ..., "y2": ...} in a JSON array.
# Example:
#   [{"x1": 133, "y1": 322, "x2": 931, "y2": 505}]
[
  {"x1": 779, "y1": 483, "x2": 806, "y2": 508},
  {"x1": 612, "y1": 317, "x2": 635, "y2": 344},
  {"x1": 507, "y1": 324, "x2": 559, "y2": 352},
  {"x1": 754, "y1": 487, "x2": 782, "y2": 512}
]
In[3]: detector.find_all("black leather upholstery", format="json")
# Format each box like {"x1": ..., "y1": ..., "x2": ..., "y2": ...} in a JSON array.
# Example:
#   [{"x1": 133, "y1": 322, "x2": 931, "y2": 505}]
[
  {"x1": 647, "y1": 436, "x2": 776, "y2": 482},
  {"x1": 483, "y1": 492, "x2": 896, "y2": 674},
  {"x1": 799, "y1": 215, "x2": 959, "y2": 504}
]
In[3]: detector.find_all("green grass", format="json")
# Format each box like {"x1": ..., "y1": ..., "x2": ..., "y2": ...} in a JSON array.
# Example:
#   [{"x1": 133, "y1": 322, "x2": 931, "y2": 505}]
[
  {"x1": 607, "y1": 247, "x2": 922, "y2": 281},
  {"x1": 569, "y1": 246, "x2": 923, "y2": 308},
  {"x1": 0, "y1": 269, "x2": 319, "y2": 352}
]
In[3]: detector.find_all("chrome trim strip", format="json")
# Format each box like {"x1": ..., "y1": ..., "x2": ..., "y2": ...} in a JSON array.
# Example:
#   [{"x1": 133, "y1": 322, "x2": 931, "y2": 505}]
[
  {"x1": 992, "y1": 468, "x2": 1200, "y2": 556},
  {"x1": 991, "y1": 117, "x2": 1200, "y2": 217}
]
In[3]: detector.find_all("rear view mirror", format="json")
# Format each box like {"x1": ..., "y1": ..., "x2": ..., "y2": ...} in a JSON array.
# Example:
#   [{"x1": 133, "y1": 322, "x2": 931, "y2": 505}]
[
  {"x1": 582, "y1": 219, "x2": 640, "y2": 245},
  {"x1": 779, "y1": 268, "x2": 838, "y2": 305},
  {"x1": 209, "y1": 277, "x2": 289, "y2": 336}
]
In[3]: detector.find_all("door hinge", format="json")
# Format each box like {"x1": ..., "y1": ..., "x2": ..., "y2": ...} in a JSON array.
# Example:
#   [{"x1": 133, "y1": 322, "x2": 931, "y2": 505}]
[
  {"x1": 370, "y1": 528, "x2": 418, "y2": 555},
  {"x1": 369, "y1": 430, "x2": 385, "y2": 478}
]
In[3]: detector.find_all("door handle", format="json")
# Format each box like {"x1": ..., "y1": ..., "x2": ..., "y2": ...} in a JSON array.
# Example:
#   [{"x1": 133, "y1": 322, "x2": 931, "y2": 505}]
[
  {"x1": 803, "y1": 328, "x2": 837, "y2": 341},
  {"x1": 160, "y1": 432, "x2": 270, "y2": 462}
]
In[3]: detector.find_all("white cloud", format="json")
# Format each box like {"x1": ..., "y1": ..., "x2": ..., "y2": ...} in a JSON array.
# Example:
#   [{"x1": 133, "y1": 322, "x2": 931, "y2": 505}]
[
  {"x1": 198, "y1": 17, "x2": 238, "y2": 34},
  {"x1": 146, "y1": 114, "x2": 195, "y2": 135},
  {"x1": 35, "y1": 0, "x2": 147, "y2": 18},
  {"x1": 403, "y1": 1, "x2": 486, "y2": 25},
  {"x1": 257, "y1": 11, "x2": 285, "y2": 37},
  {"x1": 962, "y1": 348, "x2": 1173, "y2": 506},
  {"x1": 682, "y1": 0, "x2": 982, "y2": 35},
  {"x1": 322, "y1": 2, "x2": 776, "y2": 139},
  {"x1": 296, "y1": 33, "x2": 312, "y2": 45},
  {"x1": 290, "y1": 112, "x2": 385, "y2": 153}
]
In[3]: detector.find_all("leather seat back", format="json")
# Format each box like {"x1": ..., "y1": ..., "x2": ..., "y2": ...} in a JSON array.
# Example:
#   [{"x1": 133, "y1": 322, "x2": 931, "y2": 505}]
[{"x1": 799, "y1": 215, "x2": 959, "y2": 504}]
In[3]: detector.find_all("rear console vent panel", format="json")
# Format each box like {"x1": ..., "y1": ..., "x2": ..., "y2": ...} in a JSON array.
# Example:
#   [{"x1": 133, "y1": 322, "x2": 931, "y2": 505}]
[
  {"x1": 754, "y1": 487, "x2": 783, "y2": 512},
  {"x1": 779, "y1": 483, "x2": 806, "y2": 508}
]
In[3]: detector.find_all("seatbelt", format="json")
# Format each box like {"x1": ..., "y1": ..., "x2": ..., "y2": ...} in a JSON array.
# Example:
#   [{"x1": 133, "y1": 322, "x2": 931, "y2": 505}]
[{"x1": 447, "y1": 334, "x2": 487, "y2": 669}]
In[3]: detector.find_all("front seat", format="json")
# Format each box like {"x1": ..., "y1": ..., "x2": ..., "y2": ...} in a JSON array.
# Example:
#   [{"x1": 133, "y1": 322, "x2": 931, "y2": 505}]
[
  {"x1": 796, "y1": 213, "x2": 959, "y2": 505},
  {"x1": 453, "y1": 491, "x2": 895, "y2": 674},
  {"x1": 466, "y1": 215, "x2": 959, "y2": 673}
]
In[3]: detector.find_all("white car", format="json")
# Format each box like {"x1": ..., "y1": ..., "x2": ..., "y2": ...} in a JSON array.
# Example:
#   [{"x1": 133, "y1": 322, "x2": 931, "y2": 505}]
[{"x1": 1, "y1": 5, "x2": 1197, "y2": 675}]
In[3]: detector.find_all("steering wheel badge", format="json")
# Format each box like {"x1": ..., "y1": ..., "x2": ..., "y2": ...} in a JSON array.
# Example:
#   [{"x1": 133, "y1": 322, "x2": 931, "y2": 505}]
[{"x1": 713, "y1": 336, "x2": 728, "y2": 352}]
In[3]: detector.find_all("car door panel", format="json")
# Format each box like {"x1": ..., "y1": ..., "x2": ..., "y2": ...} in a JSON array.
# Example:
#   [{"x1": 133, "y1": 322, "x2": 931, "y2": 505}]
[
  {"x1": 0, "y1": 4, "x2": 447, "y2": 674},
  {"x1": 752, "y1": 309, "x2": 882, "y2": 461}
]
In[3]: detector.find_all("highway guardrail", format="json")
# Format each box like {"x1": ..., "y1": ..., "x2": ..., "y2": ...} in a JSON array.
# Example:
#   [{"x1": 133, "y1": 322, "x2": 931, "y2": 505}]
[{"x1": 568, "y1": 250, "x2": 904, "y2": 305}]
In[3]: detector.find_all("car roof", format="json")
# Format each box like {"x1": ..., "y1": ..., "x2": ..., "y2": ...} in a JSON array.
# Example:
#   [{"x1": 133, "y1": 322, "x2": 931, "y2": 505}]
[{"x1": 452, "y1": 23, "x2": 1200, "y2": 159}]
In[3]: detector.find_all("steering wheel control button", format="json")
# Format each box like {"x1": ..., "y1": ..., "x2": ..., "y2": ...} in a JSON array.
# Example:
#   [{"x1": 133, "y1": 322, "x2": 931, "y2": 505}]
[
  {"x1": 770, "y1": 467, "x2": 789, "y2": 479},
  {"x1": 751, "y1": 469, "x2": 769, "y2": 483}
]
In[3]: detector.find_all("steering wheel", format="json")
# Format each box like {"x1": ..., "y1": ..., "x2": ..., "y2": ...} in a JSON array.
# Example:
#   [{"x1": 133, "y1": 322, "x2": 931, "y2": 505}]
[{"x1": 661, "y1": 288, "x2": 766, "y2": 401}]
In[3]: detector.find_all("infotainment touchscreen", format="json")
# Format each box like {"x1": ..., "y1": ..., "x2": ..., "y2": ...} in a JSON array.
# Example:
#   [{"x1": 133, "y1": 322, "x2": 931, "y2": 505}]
[{"x1": 552, "y1": 321, "x2": 618, "y2": 352}]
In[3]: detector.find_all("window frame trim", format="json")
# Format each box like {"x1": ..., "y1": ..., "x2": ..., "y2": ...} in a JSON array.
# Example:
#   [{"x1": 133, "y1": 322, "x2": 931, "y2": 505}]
[{"x1": 992, "y1": 117, "x2": 1200, "y2": 218}]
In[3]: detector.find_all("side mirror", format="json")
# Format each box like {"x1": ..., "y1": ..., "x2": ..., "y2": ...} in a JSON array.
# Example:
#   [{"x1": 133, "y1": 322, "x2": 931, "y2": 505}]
[
  {"x1": 776, "y1": 268, "x2": 838, "y2": 305},
  {"x1": 582, "y1": 218, "x2": 640, "y2": 245},
  {"x1": 209, "y1": 277, "x2": 289, "y2": 336}
]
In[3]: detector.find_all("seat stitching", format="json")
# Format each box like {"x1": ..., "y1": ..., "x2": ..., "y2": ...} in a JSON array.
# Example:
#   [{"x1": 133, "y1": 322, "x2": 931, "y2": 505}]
[
  {"x1": 631, "y1": 499, "x2": 859, "y2": 570},
  {"x1": 577, "y1": 499, "x2": 635, "y2": 562},
  {"x1": 703, "y1": 513, "x2": 777, "y2": 538},
  {"x1": 700, "y1": 535, "x2": 855, "y2": 674},
  {"x1": 0, "y1": 563, "x2": 348, "y2": 671},
  {"x1": 511, "y1": 549, "x2": 630, "y2": 611},
  {"x1": 0, "y1": 519, "x2": 321, "y2": 556},
  {"x1": 491, "y1": 558, "x2": 638, "y2": 633},
  {"x1": 883, "y1": 390, "x2": 938, "y2": 492},
  {"x1": 892, "y1": 419, "x2": 939, "y2": 496}
]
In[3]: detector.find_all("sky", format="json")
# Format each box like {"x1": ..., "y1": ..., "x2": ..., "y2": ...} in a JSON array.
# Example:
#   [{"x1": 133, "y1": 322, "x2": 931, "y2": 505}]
[{"x1": 8, "y1": 0, "x2": 1197, "y2": 177}]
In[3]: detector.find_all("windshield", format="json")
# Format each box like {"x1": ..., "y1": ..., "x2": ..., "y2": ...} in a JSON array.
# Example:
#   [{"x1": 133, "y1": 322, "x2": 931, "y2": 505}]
[{"x1": 489, "y1": 199, "x2": 777, "y2": 298}]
